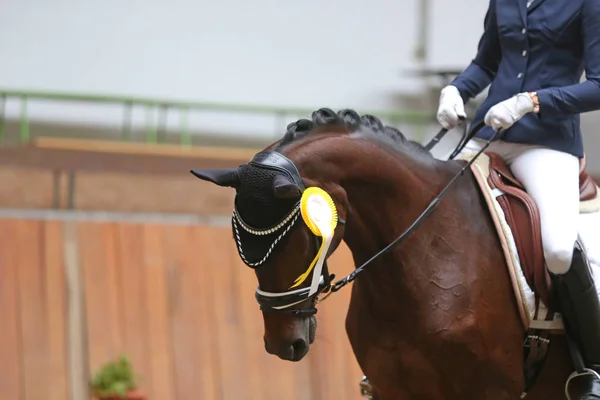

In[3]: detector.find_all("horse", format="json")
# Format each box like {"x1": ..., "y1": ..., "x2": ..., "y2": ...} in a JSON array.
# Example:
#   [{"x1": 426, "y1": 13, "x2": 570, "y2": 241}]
[{"x1": 190, "y1": 107, "x2": 600, "y2": 399}]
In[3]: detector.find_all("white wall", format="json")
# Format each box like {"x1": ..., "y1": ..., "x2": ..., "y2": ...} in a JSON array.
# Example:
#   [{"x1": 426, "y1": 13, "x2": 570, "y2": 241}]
[
  {"x1": 3, "y1": 0, "x2": 600, "y2": 173},
  {"x1": 428, "y1": 0, "x2": 488, "y2": 70},
  {"x1": 1, "y1": 0, "x2": 420, "y2": 108},
  {"x1": 0, "y1": 0, "x2": 490, "y2": 142}
]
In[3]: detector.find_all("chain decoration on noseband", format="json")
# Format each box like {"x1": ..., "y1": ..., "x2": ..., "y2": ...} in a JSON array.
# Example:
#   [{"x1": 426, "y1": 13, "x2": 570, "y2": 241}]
[{"x1": 232, "y1": 203, "x2": 301, "y2": 268}]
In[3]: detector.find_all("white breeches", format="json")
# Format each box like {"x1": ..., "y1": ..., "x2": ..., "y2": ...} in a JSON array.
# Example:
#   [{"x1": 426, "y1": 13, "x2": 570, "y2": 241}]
[{"x1": 459, "y1": 138, "x2": 580, "y2": 275}]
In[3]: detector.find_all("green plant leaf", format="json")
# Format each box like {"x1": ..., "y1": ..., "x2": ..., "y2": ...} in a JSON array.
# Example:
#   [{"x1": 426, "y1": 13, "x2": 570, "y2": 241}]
[{"x1": 89, "y1": 354, "x2": 139, "y2": 397}]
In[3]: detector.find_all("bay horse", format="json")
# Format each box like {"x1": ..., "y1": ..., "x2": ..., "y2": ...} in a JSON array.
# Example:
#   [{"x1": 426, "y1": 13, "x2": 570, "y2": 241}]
[{"x1": 191, "y1": 108, "x2": 599, "y2": 399}]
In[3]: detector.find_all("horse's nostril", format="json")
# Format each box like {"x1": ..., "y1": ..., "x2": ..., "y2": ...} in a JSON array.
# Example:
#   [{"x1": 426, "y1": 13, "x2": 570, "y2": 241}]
[
  {"x1": 292, "y1": 339, "x2": 308, "y2": 357},
  {"x1": 264, "y1": 337, "x2": 309, "y2": 361}
]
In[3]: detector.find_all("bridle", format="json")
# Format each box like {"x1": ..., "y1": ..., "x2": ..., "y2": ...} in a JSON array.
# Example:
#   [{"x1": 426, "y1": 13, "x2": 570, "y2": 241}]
[
  {"x1": 231, "y1": 150, "x2": 345, "y2": 316},
  {"x1": 234, "y1": 121, "x2": 500, "y2": 317}
]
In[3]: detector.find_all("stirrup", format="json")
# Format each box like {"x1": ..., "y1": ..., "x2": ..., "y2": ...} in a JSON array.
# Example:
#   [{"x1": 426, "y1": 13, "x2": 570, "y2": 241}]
[
  {"x1": 565, "y1": 368, "x2": 600, "y2": 400},
  {"x1": 359, "y1": 376, "x2": 373, "y2": 399}
]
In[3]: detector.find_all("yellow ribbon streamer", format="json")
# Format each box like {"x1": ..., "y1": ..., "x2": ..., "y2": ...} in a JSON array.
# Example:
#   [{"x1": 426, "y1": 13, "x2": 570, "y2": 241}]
[{"x1": 289, "y1": 187, "x2": 338, "y2": 296}]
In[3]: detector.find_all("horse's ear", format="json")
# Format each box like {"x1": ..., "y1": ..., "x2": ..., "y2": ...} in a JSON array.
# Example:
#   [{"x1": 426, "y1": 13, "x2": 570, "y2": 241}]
[
  {"x1": 273, "y1": 175, "x2": 301, "y2": 199},
  {"x1": 190, "y1": 168, "x2": 240, "y2": 189}
]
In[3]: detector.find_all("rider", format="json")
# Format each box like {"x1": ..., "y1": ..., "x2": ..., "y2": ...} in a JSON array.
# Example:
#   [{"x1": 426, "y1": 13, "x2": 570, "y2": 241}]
[{"x1": 436, "y1": 0, "x2": 600, "y2": 393}]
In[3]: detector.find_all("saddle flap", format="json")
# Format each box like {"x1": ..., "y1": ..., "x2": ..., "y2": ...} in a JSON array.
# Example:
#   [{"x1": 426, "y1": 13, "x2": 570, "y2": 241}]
[{"x1": 485, "y1": 152, "x2": 554, "y2": 310}]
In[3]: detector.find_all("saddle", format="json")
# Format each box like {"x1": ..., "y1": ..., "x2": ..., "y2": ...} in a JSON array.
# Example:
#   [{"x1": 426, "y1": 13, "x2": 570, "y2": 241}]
[{"x1": 484, "y1": 152, "x2": 597, "y2": 309}]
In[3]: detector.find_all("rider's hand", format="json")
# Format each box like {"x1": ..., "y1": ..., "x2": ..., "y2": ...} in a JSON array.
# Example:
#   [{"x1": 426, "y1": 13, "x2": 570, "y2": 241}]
[
  {"x1": 484, "y1": 93, "x2": 535, "y2": 131},
  {"x1": 436, "y1": 85, "x2": 467, "y2": 130}
]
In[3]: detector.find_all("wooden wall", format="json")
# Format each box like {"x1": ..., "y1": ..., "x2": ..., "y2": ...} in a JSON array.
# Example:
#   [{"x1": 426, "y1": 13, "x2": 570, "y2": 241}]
[{"x1": 0, "y1": 217, "x2": 364, "y2": 400}]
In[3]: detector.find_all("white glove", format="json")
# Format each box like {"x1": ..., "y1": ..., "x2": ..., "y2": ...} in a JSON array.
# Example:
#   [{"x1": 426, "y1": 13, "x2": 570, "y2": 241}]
[
  {"x1": 436, "y1": 85, "x2": 467, "y2": 130},
  {"x1": 484, "y1": 93, "x2": 535, "y2": 131}
]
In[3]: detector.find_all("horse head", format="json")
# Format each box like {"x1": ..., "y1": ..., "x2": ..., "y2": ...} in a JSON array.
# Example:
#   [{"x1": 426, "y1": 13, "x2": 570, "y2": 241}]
[{"x1": 190, "y1": 108, "x2": 444, "y2": 363}]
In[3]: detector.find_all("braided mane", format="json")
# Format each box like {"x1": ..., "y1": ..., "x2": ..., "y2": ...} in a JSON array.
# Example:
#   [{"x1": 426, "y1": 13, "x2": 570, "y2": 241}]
[{"x1": 275, "y1": 108, "x2": 430, "y2": 157}]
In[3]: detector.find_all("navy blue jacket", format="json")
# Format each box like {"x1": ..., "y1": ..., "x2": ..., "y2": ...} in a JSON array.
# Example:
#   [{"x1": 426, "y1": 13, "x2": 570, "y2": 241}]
[{"x1": 451, "y1": 0, "x2": 600, "y2": 158}]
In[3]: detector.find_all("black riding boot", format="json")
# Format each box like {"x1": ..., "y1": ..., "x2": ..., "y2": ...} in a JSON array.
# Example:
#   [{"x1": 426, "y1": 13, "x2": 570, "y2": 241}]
[{"x1": 551, "y1": 242, "x2": 600, "y2": 399}]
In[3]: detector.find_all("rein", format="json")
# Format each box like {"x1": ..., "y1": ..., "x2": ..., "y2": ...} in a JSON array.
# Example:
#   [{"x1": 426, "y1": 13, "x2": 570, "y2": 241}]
[{"x1": 245, "y1": 120, "x2": 499, "y2": 316}]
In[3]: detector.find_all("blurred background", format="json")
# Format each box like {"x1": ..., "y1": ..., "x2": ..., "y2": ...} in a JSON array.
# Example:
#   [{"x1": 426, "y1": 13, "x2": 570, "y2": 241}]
[{"x1": 1, "y1": 1, "x2": 600, "y2": 399}]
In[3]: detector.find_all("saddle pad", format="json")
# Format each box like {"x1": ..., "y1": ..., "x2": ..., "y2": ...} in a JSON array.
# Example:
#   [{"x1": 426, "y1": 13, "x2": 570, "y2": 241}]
[
  {"x1": 461, "y1": 152, "x2": 543, "y2": 329},
  {"x1": 581, "y1": 193, "x2": 600, "y2": 214}
]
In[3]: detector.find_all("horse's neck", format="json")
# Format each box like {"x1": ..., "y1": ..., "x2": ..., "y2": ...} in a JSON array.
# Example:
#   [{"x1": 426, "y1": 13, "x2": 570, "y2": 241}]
[
  {"x1": 315, "y1": 144, "x2": 485, "y2": 314},
  {"x1": 291, "y1": 136, "x2": 487, "y2": 303},
  {"x1": 291, "y1": 135, "x2": 460, "y2": 296},
  {"x1": 347, "y1": 162, "x2": 500, "y2": 323},
  {"x1": 336, "y1": 146, "x2": 456, "y2": 256},
  {"x1": 340, "y1": 154, "x2": 458, "y2": 301}
]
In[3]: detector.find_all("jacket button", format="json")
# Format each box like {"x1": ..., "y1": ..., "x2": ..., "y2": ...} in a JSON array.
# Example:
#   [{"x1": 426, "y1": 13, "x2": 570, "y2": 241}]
[
  {"x1": 522, "y1": 28, "x2": 527, "y2": 34},
  {"x1": 517, "y1": 73, "x2": 523, "y2": 79},
  {"x1": 522, "y1": 50, "x2": 527, "y2": 57}
]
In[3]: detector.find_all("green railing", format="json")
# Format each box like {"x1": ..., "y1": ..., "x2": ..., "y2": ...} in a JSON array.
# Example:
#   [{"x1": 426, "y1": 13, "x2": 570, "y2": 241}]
[{"x1": 0, "y1": 88, "x2": 433, "y2": 146}]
